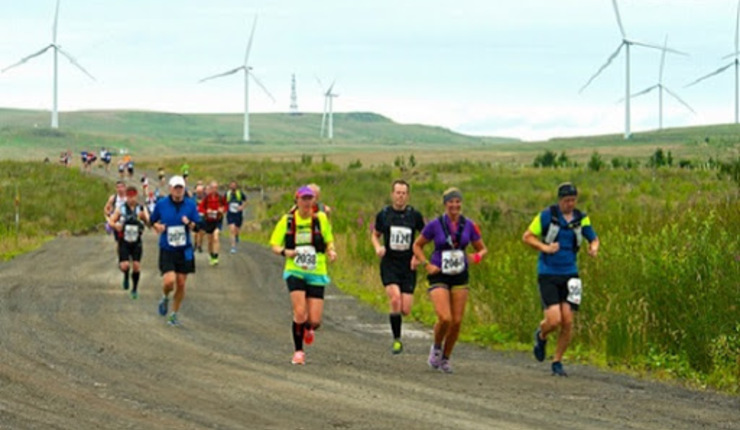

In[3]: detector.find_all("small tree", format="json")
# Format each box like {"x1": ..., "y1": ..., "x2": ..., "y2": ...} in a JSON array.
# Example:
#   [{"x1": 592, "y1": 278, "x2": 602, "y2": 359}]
[{"x1": 588, "y1": 151, "x2": 605, "y2": 172}]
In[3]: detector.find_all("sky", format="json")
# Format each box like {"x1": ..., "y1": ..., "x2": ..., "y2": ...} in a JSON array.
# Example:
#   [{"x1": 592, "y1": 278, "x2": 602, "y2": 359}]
[{"x1": 0, "y1": 0, "x2": 738, "y2": 141}]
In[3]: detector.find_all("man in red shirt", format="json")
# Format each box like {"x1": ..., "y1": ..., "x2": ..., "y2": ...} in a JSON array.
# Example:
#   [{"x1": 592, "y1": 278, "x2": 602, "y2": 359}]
[{"x1": 198, "y1": 181, "x2": 226, "y2": 266}]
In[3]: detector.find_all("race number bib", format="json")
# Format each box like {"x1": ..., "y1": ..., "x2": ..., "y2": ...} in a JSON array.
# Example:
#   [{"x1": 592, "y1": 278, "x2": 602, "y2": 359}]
[
  {"x1": 123, "y1": 224, "x2": 139, "y2": 243},
  {"x1": 167, "y1": 225, "x2": 187, "y2": 247},
  {"x1": 229, "y1": 202, "x2": 241, "y2": 213},
  {"x1": 294, "y1": 245, "x2": 317, "y2": 271},
  {"x1": 389, "y1": 226, "x2": 412, "y2": 251},
  {"x1": 441, "y1": 250, "x2": 465, "y2": 275},
  {"x1": 567, "y1": 278, "x2": 582, "y2": 305}
]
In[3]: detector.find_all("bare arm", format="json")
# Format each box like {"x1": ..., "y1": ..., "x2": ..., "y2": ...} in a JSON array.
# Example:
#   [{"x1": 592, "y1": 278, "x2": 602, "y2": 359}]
[
  {"x1": 413, "y1": 235, "x2": 440, "y2": 275},
  {"x1": 370, "y1": 230, "x2": 386, "y2": 258},
  {"x1": 522, "y1": 230, "x2": 559, "y2": 254}
]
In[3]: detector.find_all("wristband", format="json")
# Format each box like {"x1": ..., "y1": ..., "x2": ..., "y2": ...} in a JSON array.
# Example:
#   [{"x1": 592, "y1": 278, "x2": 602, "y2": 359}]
[
  {"x1": 280, "y1": 249, "x2": 286, "y2": 257},
  {"x1": 472, "y1": 253, "x2": 482, "y2": 264}
]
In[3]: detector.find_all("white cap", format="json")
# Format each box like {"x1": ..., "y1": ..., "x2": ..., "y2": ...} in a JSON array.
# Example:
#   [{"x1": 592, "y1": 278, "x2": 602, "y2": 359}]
[{"x1": 169, "y1": 175, "x2": 186, "y2": 188}]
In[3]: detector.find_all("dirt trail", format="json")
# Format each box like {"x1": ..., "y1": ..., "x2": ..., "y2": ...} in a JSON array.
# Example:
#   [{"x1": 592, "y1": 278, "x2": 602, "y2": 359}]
[{"x1": 0, "y1": 231, "x2": 738, "y2": 430}]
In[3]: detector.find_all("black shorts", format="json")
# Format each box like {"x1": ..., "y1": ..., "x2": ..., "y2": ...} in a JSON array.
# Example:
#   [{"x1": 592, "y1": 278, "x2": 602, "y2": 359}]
[
  {"x1": 204, "y1": 220, "x2": 222, "y2": 234},
  {"x1": 538, "y1": 274, "x2": 580, "y2": 311},
  {"x1": 118, "y1": 241, "x2": 142, "y2": 262},
  {"x1": 286, "y1": 276, "x2": 325, "y2": 299},
  {"x1": 427, "y1": 271, "x2": 469, "y2": 290},
  {"x1": 227, "y1": 213, "x2": 243, "y2": 227},
  {"x1": 380, "y1": 259, "x2": 417, "y2": 294},
  {"x1": 159, "y1": 248, "x2": 196, "y2": 275}
]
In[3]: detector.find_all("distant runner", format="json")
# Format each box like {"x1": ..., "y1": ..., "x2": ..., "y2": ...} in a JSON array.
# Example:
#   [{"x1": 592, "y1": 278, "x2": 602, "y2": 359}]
[
  {"x1": 413, "y1": 187, "x2": 487, "y2": 373},
  {"x1": 192, "y1": 183, "x2": 206, "y2": 253},
  {"x1": 198, "y1": 181, "x2": 226, "y2": 266},
  {"x1": 270, "y1": 185, "x2": 337, "y2": 365},
  {"x1": 150, "y1": 175, "x2": 202, "y2": 326},
  {"x1": 522, "y1": 182, "x2": 599, "y2": 377},
  {"x1": 370, "y1": 179, "x2": 425, "y2": 354},
  {"x1": 104, "y1": 181, "x2": 128, "y2": 243},
  {"x1": 225, "y1": 180, "x2": 247, "y2": 254},
  {"x1": 108, "y1": 186, "x2": 150, "y2": 299}
]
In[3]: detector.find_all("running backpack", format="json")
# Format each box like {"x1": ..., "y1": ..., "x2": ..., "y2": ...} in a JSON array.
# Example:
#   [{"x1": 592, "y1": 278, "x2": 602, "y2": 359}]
[
  {"x1": 284, "y1": 210, "x2": 326, "y2": 252},
  {"x1": 438, "y1": 215, "x2": 466, "y2": 249},
  {"x1": 542, "y1": 205, "x2": 584, "y2": 251}
]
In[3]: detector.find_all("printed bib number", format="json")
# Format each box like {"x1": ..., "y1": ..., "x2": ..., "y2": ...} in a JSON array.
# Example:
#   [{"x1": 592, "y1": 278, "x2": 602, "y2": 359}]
[
  {"x1": 294, "y1": 246, "x2": 317, "y2": 271},
  {"x1": 207, "y1": 210, "x2": 219, "y2": 221},
  {"x1": 441, "y1": 250, "x2": 465, "y2": 275},
  {"x1": 167, "y1": 225, "x2": 187, "y2": 247},
  {"x1": 567, "y1": 278, "x2": 582, "y2": 305},
  {"x1": 229, "y1": 202, "x2": 241, "y2": 213},
  {"x1": 123, "y1": 224, "x2": 139, "y2": 243},
  {"x1": 389, "y1": 226, "x2": 412, "y2": 251}
]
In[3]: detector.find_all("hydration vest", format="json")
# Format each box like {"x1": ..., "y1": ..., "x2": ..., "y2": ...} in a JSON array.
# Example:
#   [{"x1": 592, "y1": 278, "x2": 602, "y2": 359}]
[
  {"x1": 380, "y1": 205, "x2": 417, "y2": 251},
  {"x1": 120, "y1": 204, "x2": 145, "y2": 242},
  {"x1": 284, "y1": 210, "x2": 326, "y2": 253},
  {"x1": 439, "y1": 215, "x2": 467, "y2": 250},
  {"x1": 542, "y1": 205, "x2": 584, "y2": 252},
  {"x1": 226, "y1": 189, "x2": 244, "y2": 202}
]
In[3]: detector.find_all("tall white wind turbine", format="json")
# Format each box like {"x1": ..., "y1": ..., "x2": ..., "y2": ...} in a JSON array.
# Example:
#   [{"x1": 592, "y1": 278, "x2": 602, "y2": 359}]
[
  {"x1": 685, "y1": 0, "x2": 740, "y2": 124},
  {"x1": 622, "y1": 36, "x2": 695, "y2": 130},
  {"x1": 199, "y1": 15, "x2": 275, "y2": 142},
  {"x1": 579, "y1": 0, "x2": 686, "y2": 139},
  {"x1": 2, "y1": 0, "x2": 96, "y2": 129},
  {"x1": 319, "y1": 80, "x2": 338, "y2": 140}
]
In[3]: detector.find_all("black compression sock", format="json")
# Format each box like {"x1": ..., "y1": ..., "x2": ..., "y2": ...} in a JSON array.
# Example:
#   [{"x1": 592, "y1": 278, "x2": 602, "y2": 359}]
[
  {"x1": 292, "y1": 321, "x2": 304, "y2": 351},
  {"x1": 132, "y1": 271, "x2": 140, "y2": 291},
  {"x1": 390, "y1": 313, "x2": 402, "y2": 339}
]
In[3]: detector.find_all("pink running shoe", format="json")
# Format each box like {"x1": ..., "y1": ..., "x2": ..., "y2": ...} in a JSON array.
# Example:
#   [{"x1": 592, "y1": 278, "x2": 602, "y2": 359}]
[
  {"x1": 304, "y1": 327, "x2": 315, "y2": 346},
  {"x1": 291, "y1": 350, "x2": 305, "y2": 365},
  {"x1": 428, "y1": 345, "x2": 441, "y2": 369}
]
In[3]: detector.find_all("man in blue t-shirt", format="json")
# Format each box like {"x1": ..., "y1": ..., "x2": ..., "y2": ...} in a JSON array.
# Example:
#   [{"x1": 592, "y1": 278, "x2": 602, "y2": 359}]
[
  {"x1": 150, "y1": 175, "x2": 201, "y2": 326},
  {"x1": 523, "y1": 182, "x2": 600, "y2": 377}
]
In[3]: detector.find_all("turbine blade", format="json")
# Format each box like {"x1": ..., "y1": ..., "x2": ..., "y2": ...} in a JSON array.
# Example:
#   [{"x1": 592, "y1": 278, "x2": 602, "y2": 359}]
[
  {"x1": 56, "y1": 47, "x2": 96, "y2": 81},
  {"x1": 198, "y1": 66, "x2": 243, "y2": 83},
  {"x1": 1, "y1": 45, "x2": 53, "y2": 73},
  {"x1": 664, "y1": 87, "x2": 696, "y2": 113},
  {"x1": 659, "y1": 35, "x2": 668, "y2": 83},
  {"x1": 722, "y1": 51, "x2": 740, "y2": 59},
  {"x1": 249, "y1": 72, "x2": 276, "y2": 103},
  {"x1": 630, "y1": 40, "x2": 687, "y2": 56},
  {"x1": 326, "y1": 79, "x2": 336, "y2": 95},
  {"x1": 244, "y1": 15, "x2": 258, "y2": 66},
  {"x1": 579, "y1": 43, "x2": 624, "y2": 93},
  {"x1": 616, "y1": 84, "x2": 658, "y2": 103},
  {"x1": 685, "y1": 63, "x2": 734, "y2": 87},
  {"x1": 736, "y1": 0, "x2": 740, "y2": 52},
  {"x1": 53, "y1": 0, "x2": 61, "y2": 44},
  {"x1": 612, "y1": 0, "x2": 626, "y2": 38}
]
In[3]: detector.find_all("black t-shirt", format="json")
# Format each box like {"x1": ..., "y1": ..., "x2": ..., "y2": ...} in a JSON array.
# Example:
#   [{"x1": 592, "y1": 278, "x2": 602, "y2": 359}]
[{"x1": 374, "y1": 205, "x2": 425, "y2": 263}]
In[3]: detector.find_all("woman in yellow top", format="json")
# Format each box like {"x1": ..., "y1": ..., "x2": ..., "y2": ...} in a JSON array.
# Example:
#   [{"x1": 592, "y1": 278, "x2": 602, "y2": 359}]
[{"x1": 270, "y1": 185, "x2": 337, "y2": 365}]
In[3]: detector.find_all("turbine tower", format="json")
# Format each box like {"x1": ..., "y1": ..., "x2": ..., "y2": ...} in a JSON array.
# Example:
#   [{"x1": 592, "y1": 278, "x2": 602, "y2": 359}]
[
  {"x1": 2, "y1": 0, "x2": 96, "y2": 129},
  {"x1": 622, "y1": 36, "x2": 695, "y2": 130},
  {"x1": 199, "y1": 15, "x2": 275, "y2": 142},
  {"x1": 319, "y1": 80, "x2": 338, "y2": 140},
  {"x1": 579, "y1": 0, "x2": 686, "y2": 139},
  {"x1": 686, "y1": 0, "x2": 740, "y2": 124},
  {"x1": 290, "y1": 73, "x2": 299, "y2": 116}
]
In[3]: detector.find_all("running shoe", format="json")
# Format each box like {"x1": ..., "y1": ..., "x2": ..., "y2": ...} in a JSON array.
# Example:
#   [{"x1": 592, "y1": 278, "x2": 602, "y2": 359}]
[
  {"x1": 304, "y1": 327, "x2": 315, "y2": 346},
  {"x1": 167, "y1": 313, "x2": 180, "y2": 326},
  {"x1": 197, "y1": 246, "x2": 203, "y2": 253},
  {"x1": 439, "y1": 358, "x2": 453, "y2": 374},
  {"x1": 428, "y1": 345, "x2": 442, "y2": 369},
  {"x1": 391, "y1": 340, "x2": 403, "y2": 355},
  {"x1": 213, "y1": 257, "x2": 219, "y2": 266},
  {"x1": 533, "y1": 328, "x2": 547, "y2": 362},
  {"x1": 551, "y1": 361, "x2": 568, "y2": 377},
  {"x1": 130, "y1": 291, "x2": 138, "y2": 300},
  {"x1": 230, "y1": 247, "x2": 236, "y2": 254},
  {"x1": 158, "y1": 297, "x2": 169, "y2": 316},
  {"x1": 291, "y1": 350, "x2": 305, "y2": 365},
  {"x1": 122, "y1": 277, "x2": 130, "y2": 290}
]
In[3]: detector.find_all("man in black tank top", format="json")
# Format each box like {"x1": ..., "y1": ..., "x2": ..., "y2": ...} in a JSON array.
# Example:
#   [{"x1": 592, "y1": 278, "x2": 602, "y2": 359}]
[
  {"x1": 108, "y1": 186, "x2": 150, "y2": 299},
  {"x1": 371, "y1": 180, "x2": 425, "y2": 354}
]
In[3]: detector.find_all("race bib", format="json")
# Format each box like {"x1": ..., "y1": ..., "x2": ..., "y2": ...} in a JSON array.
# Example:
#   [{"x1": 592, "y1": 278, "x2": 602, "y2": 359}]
[
  {"x1": 207, "y1": 209, "x2": 219, "y2": 221},
  {"x1": 389, "y1": 226, "x2": 412, "y2": 251},
  {"x1": 167, "y1": 225, "x2": 187, "y2": 247},
  {"x1": 229, "y1": 202, "x2": 241, "y2": 213},
  {"x1": 123, "y1": 224, "x2": 139, "y2": 243},
  {"x1": 441, "y1": 250, "x2": 465, "y2": 275},
  {"x1": 294, "y1": 245, "x2": 317, "y2": 271},
  {"x1": 567, "y1": 278, "x2": 582, "y2": 305}
]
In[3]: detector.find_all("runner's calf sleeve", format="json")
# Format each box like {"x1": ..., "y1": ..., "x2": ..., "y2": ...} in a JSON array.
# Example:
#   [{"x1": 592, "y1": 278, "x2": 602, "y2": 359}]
[
  {"x1": 132, "y1": 271, "x2": 140, "y2": 289},
  {"x1": 390, "y1": 313, "x2": 402, "y2": 339},
  {"x1": 292, "y1": 321, "x2": 304, "y2": 351}
]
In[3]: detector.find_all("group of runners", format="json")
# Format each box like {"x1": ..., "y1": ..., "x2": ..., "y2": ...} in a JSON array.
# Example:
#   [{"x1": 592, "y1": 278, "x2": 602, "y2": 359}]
[{"x1": 102, "y1": 172, "x2": 599, "y2": 376}]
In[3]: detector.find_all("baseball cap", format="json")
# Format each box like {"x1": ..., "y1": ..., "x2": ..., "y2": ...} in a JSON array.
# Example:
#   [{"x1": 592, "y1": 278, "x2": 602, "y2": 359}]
[
  {"x1": 295, "y1": 185, "x2": 315, "y2": 198},
  {"x1": 169, "y1": 175, "x2": 186, "y2": 188}
]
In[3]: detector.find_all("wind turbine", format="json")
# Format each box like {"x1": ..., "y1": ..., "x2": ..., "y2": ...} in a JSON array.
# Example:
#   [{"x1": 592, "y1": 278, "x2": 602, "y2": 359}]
[
  {"x1": 579, "y1": 0, "x2": 686, "y2": 139},
  {"x1": 317, "y1": 79, "x2": 338, "y2": 140},
  {"x1": 199, "y1": 15, "x2": 275, "y2": 142},
  {"x1": 621, "y1": 36, "x2": 695, "y2": 130},
  {"x1": 685, "y1": 0, "x2": 740, "y2": 124},
  {"x1": 2, "y1": 0, "x2": 96, "y2": 129}
]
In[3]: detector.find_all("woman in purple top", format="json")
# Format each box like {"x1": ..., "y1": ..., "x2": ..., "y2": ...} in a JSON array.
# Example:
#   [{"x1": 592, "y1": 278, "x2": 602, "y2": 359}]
[{"x1": 413, "y1": 187, "x2": 487, "y2": 373}]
